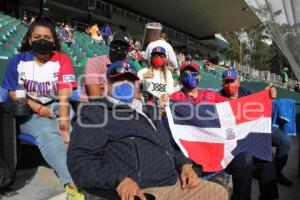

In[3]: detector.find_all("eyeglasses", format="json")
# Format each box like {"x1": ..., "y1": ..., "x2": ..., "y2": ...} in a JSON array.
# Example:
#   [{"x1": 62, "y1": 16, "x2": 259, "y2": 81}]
[
  {"x1": 182, "y1": 70, "x2": 199, "y2": 77},
  {"x1": 223, "y1": 79, "x2": 236, "y2": 84},
  {"x1": 110, "y1": 65, "x2": 137, "y2": 76}
]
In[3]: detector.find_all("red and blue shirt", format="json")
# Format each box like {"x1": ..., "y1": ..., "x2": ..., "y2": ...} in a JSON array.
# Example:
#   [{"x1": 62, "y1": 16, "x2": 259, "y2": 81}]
[{"x1": 2, "y1": 51, "x2": 77, "y2": 104}]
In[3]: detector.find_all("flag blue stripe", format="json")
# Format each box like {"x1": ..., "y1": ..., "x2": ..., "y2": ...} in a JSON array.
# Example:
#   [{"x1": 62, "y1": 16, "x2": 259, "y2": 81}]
[
  {"x1": 170, "y1": 101, "x2": 221, "y2": 128},
  {"x1": 231, "y1": 132, "x2": 272, "y2": 161}
]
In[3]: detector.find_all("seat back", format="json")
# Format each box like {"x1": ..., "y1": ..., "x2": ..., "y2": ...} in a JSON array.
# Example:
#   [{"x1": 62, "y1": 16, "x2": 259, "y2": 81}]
[{"x1": 0, "y1": 86, "x2": 9, "y2": 102}]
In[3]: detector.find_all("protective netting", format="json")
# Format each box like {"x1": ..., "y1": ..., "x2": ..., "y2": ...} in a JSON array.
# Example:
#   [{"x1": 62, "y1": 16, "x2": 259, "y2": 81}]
[{"x1": 245, "y1": 0, "x2": 300, "y2": 81}]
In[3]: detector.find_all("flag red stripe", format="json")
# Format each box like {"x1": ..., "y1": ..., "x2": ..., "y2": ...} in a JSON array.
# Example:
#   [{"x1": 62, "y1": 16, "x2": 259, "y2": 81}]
[
  {"x1": 229, "y1": 90, "x2": 272, "y2": 125},
  {"x1": 180, "y1": 139, "x2": 224, "y2": 172}
]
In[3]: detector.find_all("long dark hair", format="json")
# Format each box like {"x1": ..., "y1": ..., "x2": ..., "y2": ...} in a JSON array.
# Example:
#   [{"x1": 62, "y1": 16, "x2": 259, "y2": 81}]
[{"x1": 20, "y1": 16, "x2": 61, "y2": 52}]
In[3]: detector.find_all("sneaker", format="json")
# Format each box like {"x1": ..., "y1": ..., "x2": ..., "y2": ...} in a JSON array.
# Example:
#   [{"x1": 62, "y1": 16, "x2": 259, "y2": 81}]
[
  {"x1": 65, "y1": 185, "x2": 85, "y2": 200},
  {"x1": 277, "y1": 173, "x2": 293, "y2": 187}
]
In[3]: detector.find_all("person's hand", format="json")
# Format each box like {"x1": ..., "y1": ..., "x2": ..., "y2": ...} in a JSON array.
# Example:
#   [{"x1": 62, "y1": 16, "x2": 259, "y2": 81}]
[
  {"x1": 143, "y1": 70, "x2": 154, "y2": 79},
  {"x1": 180, "y1": 164, "x2": 200, "y2": 189},
  {"x1": 99, "y1": 83, "x2": 106, "y2": 96},
  {"x1": 265, "y1": 83, "x2": 277, "y2": 99},
  {"x1": 116, "y1": 177, "x2": 146, "y2": 200},
  {"x1": 59, "y1": 121, "x2": 70, "y2": 148},
  {"x1": 174, "y1": 80, "x2": 179, "y2": 87},
  {"x1": 159, "y1": 93, "x2": 169, "y2": 108},
  {"x1": 37, "y1": 106, "x2": 54, "y2": 118}
]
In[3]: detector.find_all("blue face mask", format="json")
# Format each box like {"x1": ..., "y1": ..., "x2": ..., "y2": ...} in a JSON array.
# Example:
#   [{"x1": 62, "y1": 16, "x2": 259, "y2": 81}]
[
  {"x1": 112, "y1": 82, "x2": 135, "y2": 103},
  {"x1": 181, "y1": 74, "x2": 199, "y2": 89}
]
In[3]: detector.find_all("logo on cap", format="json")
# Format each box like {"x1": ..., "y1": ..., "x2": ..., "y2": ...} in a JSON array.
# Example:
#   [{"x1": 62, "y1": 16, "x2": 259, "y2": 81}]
[
  {"x1": 124, "y1": 36, "x2": 129, "y2": 42},
  {"x1": 122, "y1": 61, "x2": 130, "y2": 68}
]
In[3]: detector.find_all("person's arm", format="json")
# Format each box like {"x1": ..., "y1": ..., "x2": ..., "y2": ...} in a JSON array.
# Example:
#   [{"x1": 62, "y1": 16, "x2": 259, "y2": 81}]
[
  {"x1": 84, "y1": 58, "x2": 106, "y2": 99},
  {"x1": 67, "y1": 105, "x2": 137, "y2": 190},
  {"x1": 57, "y1": 54, "x2": 77, "y2": 144},
  {"x1": 58, "y1": 88, "x2": 72, "y2": 144},
  {"x1": 167, "y1": 44, "x2": 179, "y2": 69},
  {"x1": 166, "y1": 70, "x2": 175, "y2": 95}
]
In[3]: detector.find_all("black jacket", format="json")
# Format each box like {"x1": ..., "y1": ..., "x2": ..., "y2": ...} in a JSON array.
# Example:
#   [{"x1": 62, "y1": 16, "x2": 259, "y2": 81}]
[{"x1": 67, "y1": 98, "x2": 192, "y2": 190}]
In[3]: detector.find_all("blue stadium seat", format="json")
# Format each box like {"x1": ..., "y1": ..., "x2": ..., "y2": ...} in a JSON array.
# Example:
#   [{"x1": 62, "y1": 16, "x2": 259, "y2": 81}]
[
  {"x1": 18, "y1": 132, "x2": 37, "y2": 145},
  {"x1": 0, "y1": 86, "x2": 9, "y2": 102}
]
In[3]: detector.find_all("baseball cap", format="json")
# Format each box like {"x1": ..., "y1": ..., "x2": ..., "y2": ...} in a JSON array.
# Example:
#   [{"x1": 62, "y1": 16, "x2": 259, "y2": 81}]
[
  {"x1": 110, "y1": 31, "x2": 131, "y2": 46},
  {"x1": 151, "y1": 46, "x2": 166, "y2": 55},
  {"x1": 106, "y1": 60, "x2": 139, "y2": 81},
  {"x1": 222, "y1": 69, "x2": 238, "y2": 80},
  {"x1": 180, "y1": 61, "x2": 200, "y2": 72}
]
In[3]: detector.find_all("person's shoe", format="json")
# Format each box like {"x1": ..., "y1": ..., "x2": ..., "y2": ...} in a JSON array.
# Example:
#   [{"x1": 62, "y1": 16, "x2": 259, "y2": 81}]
[
  {"x1": 65, "y1": 185, "x2": 85, "y2": 200},
  {"x1": 73, "y1": 188, "x2": 85, "y2": 200},
  {"x1": 277, "y1": 173, "x2": 293, "y2": 187}
]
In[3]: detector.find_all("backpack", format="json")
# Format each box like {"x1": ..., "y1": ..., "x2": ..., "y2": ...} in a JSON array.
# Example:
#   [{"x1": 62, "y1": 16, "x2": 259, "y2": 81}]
[{"x1": 0, "y1": 157, "x2": 13, "y2": 192}]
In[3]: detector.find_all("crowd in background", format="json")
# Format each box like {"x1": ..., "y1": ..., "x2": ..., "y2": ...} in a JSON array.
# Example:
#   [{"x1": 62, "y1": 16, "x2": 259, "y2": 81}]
[{"x1": 0, "y1": 13, "x2": 298, "y2": 200}]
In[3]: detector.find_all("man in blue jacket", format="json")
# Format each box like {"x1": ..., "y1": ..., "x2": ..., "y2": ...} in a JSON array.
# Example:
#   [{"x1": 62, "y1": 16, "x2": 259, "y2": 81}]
[
  {"x1": 219, "y1": 69, "x2": 293, "y2": 188},
  {"x1": 67, "y1": 60, "x2": 227, "y2": 200}
]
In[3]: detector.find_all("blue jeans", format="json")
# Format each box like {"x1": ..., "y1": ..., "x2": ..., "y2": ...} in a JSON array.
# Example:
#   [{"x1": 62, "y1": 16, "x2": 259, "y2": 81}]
[
  {"x1": 19, "y1": 102, "x2": 74, "y2": 184},
  {"x1": 272, "y1": 126, "x2": 291, "y2": 158}
]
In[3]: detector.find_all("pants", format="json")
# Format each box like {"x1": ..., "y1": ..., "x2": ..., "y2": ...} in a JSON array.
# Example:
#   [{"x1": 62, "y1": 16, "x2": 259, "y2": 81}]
[
  {"x1": 272, "y1": 126, "x2": 291, "y2": 159},
  {"x1": 19, "y1": 103, "x2": 74, "y2": 184},
  {"x1": 225, "y1": 152, "x2": 278, "y2": 200},
  {"x1": 103, "y1": 35, "x2": 109, "y2": 46},
  {"x1": 225, "y1": 152, "x2": 253, "y2": 200},
  {"x1": 84, "y1": 179, "x2": 228, "y2": 200}
]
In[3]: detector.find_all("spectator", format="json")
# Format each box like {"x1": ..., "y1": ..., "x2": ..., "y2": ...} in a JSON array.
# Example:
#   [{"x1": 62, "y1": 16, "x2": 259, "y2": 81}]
[
  {"x1": 170, "y1": 63, "x2": 278, "y2": 200},
  {"x1": 138, "y1": 46, "x2": 175, "y2": 106},
  {"x1": 85, "y1": 26, "x2": 91, "y2": 35},
  {"x1": 177, "y1": 51, "x2": 185, "y2": 67},
  {"x1": 67, "y1": 60, "x2": 228, "y2": 200},
  {"x1": 2, "y1": 17, "x2": 83, "y2": 199},
  {"x1": 82, "y1": 31, "x2": 131, "y2": 101},
  {"x1": 219, "y1": 69, "x2": 291, "y2": 188},
  {"x1": 29, "y1": 15, "x2": 36, "y2": 25},
  {"x1": 294, "y1": 82, "x2": 300, "y2": 93},
  {"x1": 63, "y1": 24, "x2": 74, "y2": 47},
  {"x1": 144, "y1": 32, "x2": 179, "y2": 69},
  {"x1": 89, "y1": 23, "x2": 99, "y2": 37},
  {"x1": 245, "y1": 73, "x2": 251, "y2": 81},
  {"x1": 102, "y1": 24, "x2": 112, "y2": 46},
  {"x1": 92, "y1": 30, "x2": 103, "y2": 44},
  {"x1": 21, "y1": 15, "x2": 29, "y2": 26},
  {"x1": 281, "y1": 67, "x2": 289, "y2": 89}
]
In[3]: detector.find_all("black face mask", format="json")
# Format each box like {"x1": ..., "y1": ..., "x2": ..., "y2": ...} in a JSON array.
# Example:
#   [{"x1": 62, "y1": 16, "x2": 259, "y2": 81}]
[
  {"x1": 109, "y1": 50, "x2": 127, "y2": 62},
  {"x1": 31, "y1": 39, "x2": 55, "y2": 55}
]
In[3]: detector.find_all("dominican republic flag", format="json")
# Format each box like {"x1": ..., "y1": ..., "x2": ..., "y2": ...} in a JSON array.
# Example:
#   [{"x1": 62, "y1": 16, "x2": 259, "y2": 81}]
[{"x1": 166, "y1": 90, "x2": 272, "y2": 172}]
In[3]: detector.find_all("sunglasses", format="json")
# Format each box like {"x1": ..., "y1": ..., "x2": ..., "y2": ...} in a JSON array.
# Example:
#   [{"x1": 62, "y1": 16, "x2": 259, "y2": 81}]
[
  {"x1": 151, "y1": 54, "x2": 166, "y2": 58},
  {"x1": 182, "y1": 70, "x2": 199, "y2": 77},
  {"x1": 110, "y1": 65, "x2": 137, "y2": 76},
  {"x1": 223, "y1": 79, "x2": 236, "y2": 84},
  {"x1": 110, "y1": 43, "x2": 129, "y2": 51}
]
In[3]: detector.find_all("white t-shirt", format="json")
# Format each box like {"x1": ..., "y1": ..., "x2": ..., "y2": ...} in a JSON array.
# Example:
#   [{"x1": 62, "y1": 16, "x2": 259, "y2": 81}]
[{"x1": 138, "y1": 68, "x2": 175, "y2": 98}]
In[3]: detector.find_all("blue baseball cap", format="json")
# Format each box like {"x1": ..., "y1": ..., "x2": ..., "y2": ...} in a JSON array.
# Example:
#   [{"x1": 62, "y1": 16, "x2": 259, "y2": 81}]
[
  {"x1": 222, "y1": 69, "x2": 238, "y2": 80},
  {"x1": 106, "y1": 60, "x2": 139, "y2": 80},
  {"x1": 151, "y1": 46, "x2": 166, "y2": 55}
]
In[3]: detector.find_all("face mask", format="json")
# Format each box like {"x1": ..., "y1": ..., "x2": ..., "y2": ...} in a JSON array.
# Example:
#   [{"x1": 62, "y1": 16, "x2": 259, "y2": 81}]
[
  {"x1": 112, "y1": 82, "x2": 135, "y2": 103},
  {"x1": 151, "y1": 57, "x2": 166, "y2": 69},
  {"x1": 181, "y1": 74, "x2": 199, "y2": 89},
  {"x1": 109, "y1": 50, "x2": 127, "y2": 62},
  {"x1": 224, "y1": 85, "x2": 239, "y2": 97},
  {"x1": 31, "y1": 39, "x2": 55, "y2": 55}
]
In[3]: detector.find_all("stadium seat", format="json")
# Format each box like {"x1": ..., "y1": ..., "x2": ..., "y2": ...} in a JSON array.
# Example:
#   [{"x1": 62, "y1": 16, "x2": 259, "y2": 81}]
[
  {"x1": 0, "y1": 86, "x2": 9, "y2": 102},
  {"x1": 18, "y1": 133, "x2": 37, "y2": 145}
]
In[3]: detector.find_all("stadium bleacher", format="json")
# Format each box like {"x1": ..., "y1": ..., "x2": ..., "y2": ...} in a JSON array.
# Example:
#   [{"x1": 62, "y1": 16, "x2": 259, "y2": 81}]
[{"x1": 0, "y1": 13, "x2": 111, "y2": 81}]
